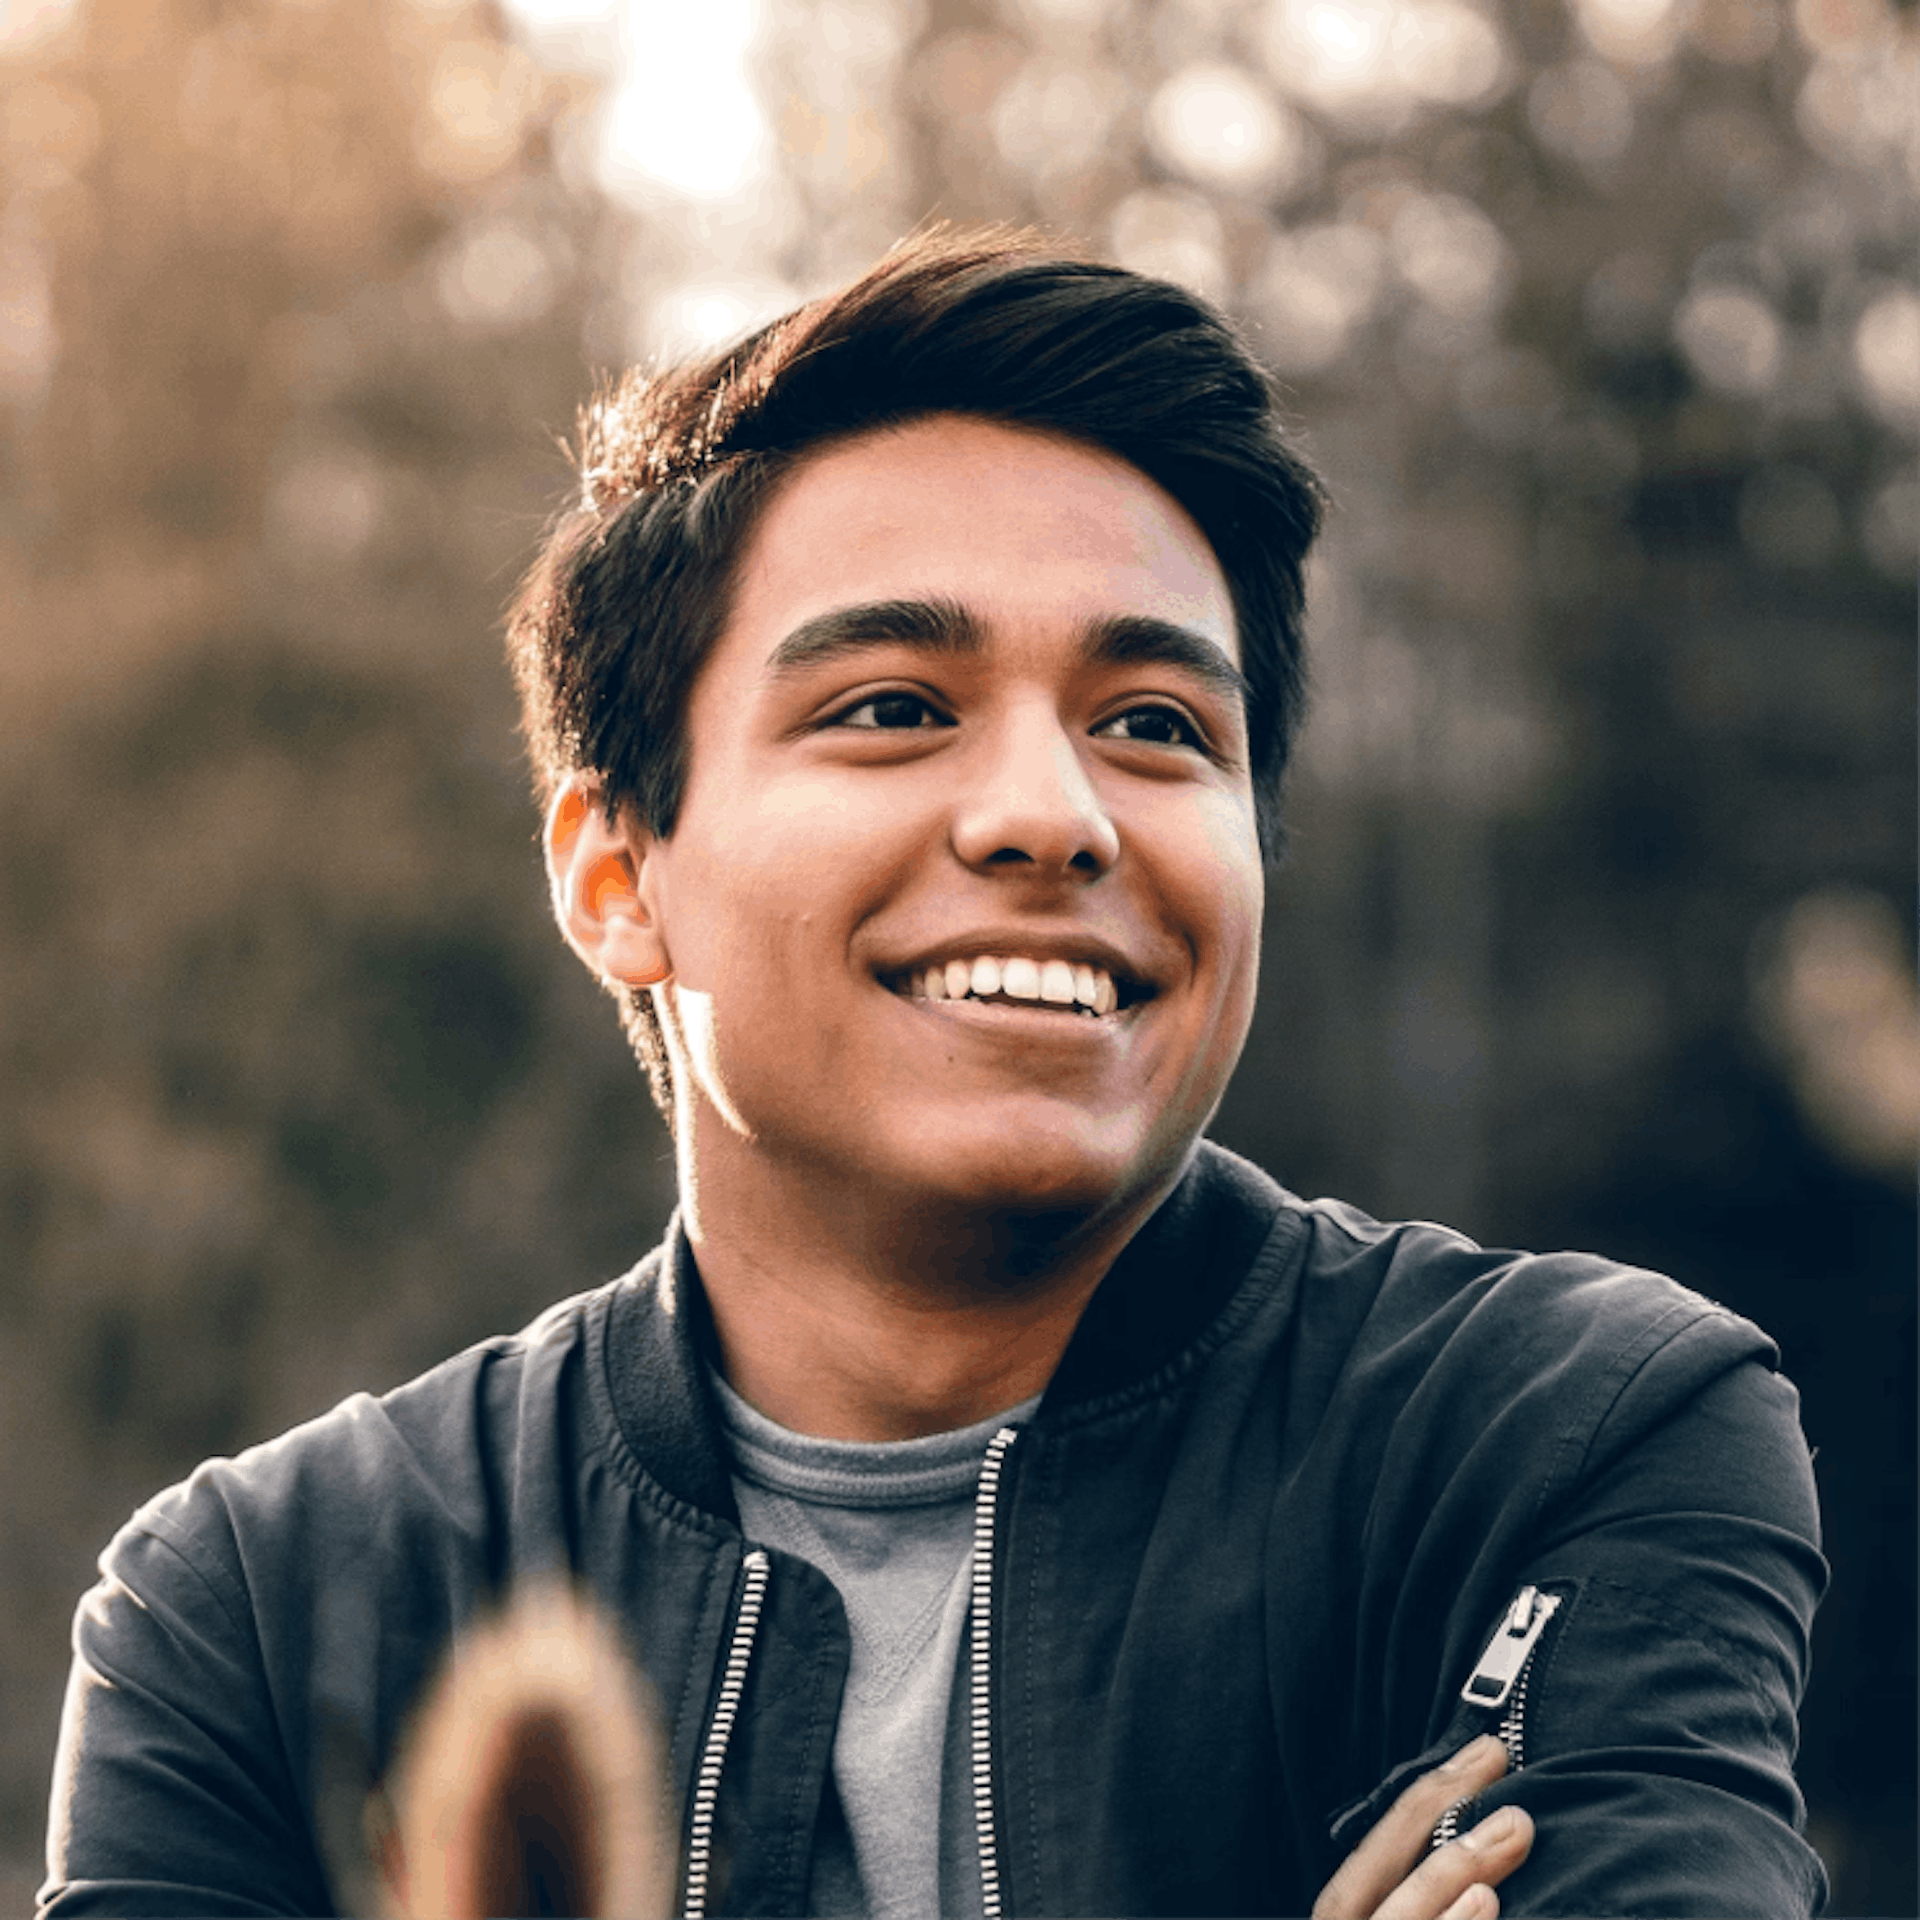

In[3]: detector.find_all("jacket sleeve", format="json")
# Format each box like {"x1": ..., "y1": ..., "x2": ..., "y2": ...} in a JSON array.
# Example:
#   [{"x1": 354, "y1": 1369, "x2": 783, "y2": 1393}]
[
  {"x1": 39, "y1": 1516, "x2": 338, "y2": 1918},
  {"x1": 1483, "y1": 1348, "x2": 1828, "y2": 1916},
  {"x1": 1335, "y1": 1327, "x2": 1829, "y2": 1918}
]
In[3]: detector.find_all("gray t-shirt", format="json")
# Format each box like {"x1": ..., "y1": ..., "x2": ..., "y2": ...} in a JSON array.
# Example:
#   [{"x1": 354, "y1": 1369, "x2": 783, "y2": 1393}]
[{"x1": 712, "y1": 1374, "x2": 1039, "y2": 1920}]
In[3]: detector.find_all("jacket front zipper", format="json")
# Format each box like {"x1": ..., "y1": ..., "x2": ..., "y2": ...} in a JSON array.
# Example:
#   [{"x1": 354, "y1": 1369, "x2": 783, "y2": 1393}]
[
  {"x1": 683, "y1": 1548, "x2": 771, "y2": 1920},
  {"x1": 970, "y1": 1427, "x2": 1021, "y2": 1920},
  {"x1": 1432, "y1": 1585, "x2": 1561, "y2": 1849}
]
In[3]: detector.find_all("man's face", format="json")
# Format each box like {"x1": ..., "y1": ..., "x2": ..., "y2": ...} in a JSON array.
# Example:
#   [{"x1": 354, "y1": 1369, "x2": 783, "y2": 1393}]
[{"x1": 640, "y1": 413, "x2": 1264, "y2": 1226}]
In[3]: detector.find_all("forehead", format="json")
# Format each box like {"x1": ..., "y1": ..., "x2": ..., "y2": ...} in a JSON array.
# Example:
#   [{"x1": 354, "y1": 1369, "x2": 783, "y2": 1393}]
[{"x1": 718, "y1": 413, "x2": 1238, "y2": 670}]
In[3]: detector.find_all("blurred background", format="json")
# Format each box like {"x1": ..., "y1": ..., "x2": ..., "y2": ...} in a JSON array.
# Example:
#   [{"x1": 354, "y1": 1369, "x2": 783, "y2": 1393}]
[{"x1": 0, "y1": 0, "x2": 1912, "y2": 1905}]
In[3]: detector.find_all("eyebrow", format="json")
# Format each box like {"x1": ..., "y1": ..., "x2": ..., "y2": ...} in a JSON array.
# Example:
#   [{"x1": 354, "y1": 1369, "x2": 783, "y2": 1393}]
[
  {"x1": 1085, "y1": 612, "x2": 1251, "y2": 710},
  {"x1": 764, "y1": 596, "x2": 983, "y2": 675},
  {"x1": 764, "y1": 596, "x2": 1251, "y2": 710}
]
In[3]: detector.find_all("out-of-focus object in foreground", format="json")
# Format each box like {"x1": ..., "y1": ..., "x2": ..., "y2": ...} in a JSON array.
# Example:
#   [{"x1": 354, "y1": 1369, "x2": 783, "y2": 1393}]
[{"x1": 374, "y1": 1584, "x2": 674, "y2": 1920}]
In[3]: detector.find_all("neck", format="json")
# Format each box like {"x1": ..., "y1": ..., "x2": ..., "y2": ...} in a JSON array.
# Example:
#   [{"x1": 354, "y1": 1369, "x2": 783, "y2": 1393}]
[{"x1": 675, "y1": 1121, "x2": 1178, "y2": 1442}]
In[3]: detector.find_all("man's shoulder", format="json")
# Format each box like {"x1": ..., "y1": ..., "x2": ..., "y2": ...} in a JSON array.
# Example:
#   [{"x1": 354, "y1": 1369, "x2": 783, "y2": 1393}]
[
  {"x1": 1127, "y1": 1143, "x2": 1774, "y2": 1418},
  {"x1": 1284, "y1": 1179, "x2": 1767, "y2": 1362},
  {"x1": 116, "y1": 1260, "x2": 657, "y2": 1596},
  {"x1": 1249, "y1": 1173, "x2": 1790, "y2": 1500}
]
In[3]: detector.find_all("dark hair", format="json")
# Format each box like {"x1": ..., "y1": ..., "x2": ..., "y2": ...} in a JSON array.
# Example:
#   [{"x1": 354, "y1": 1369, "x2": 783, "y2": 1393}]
[{"x1": 507, "y1": 225, "x2": 1326, "y2": 1113}]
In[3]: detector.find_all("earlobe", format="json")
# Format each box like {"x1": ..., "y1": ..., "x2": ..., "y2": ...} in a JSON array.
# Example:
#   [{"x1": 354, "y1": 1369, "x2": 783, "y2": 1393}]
[{"x1": 544, "y1": 777, "x2": 672, "y2": 989}]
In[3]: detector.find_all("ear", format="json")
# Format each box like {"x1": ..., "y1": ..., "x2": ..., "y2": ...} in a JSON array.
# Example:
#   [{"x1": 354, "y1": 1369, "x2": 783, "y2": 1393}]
[{"x1": 544, "y1": 777, "x2": 671, "y2": 989}]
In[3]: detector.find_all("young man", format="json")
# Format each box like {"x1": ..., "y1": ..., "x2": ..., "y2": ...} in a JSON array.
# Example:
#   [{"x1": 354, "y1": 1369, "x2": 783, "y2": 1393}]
[{"x1": 42, "y1": 231, "x2": 1825, "y2": 1917}]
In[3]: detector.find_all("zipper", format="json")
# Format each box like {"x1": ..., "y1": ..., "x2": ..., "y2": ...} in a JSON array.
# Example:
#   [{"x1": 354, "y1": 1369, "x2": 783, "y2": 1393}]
[
  {"x1": 970, "y1": 1427, "x2": 1021, "y2": 1920},
  {"x1": 682, "y1": 1547, "x2": 771, "y2": 1920},
  {"x1": 1461, "y1": 1584, "x2": 1560, "y2": 1719},
  {"x1": 1431, "y1": 1584, "x2": 1561, "y2": 1850}
]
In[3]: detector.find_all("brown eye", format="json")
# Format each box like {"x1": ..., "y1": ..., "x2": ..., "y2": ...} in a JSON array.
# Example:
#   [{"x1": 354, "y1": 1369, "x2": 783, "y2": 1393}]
[
  {"x1": 838, "y1": 692, "x2": 948, "y2": 730},
  {"x1": 1097, "y1": 704, "x2": 1204, "y2": 749}
]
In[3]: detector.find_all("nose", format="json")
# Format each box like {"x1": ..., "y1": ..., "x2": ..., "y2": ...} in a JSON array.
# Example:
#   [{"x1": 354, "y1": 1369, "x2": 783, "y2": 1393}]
[{"x1": 949, "y1": 701, "x2": 1121, "y2": 879}]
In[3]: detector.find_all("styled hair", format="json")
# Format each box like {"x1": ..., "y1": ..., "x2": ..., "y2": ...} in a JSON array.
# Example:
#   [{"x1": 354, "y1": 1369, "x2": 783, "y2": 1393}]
[{"x1": 507, "y1": 225, "x2": 1327, "y2": 1114}]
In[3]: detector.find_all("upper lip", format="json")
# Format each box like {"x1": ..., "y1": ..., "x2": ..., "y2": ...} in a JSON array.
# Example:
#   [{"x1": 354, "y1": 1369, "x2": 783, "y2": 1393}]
[{"x1": 878, "y1": 930, "x2": 1157, "y2": 996}]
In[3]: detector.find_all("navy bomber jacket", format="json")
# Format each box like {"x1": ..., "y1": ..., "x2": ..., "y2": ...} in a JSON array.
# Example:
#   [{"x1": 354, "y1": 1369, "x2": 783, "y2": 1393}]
[{"x1": 41, "y1": 1143, "x2": 1827, "y2": 1916}]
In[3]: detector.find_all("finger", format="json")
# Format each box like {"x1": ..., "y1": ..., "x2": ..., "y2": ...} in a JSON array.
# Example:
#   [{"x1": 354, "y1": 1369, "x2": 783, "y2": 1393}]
[
  {"x1": 1313, "y1": 1736, "x2": 1513, "y2": 1919},
  {"x1": 1372, "y1": 1804, "x2": 1536, "y2": 1920},
  {"x1": 1436, "y1": 1883, "x2": 1498, "y2": 1920}
]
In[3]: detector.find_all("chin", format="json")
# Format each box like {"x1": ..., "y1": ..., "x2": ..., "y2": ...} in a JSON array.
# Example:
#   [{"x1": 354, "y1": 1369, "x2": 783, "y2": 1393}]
[{"x1": 907, "y1": 1106, "x2": 1185, "y2": 1227}]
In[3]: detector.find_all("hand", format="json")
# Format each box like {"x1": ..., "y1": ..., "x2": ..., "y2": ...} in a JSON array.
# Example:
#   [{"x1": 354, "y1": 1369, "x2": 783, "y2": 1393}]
[{"x1": 1313, "y1": 1734, "x2": 1535, "y2": 1920}]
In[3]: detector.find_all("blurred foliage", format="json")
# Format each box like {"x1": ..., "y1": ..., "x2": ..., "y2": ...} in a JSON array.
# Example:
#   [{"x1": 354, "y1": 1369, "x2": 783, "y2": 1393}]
[
  {"x1": 0, "y1": 0, "x2": 1914, "y2": 1906},
  {"x1": 0, "y1": 0, "x2": 679, "y2": 1873}
]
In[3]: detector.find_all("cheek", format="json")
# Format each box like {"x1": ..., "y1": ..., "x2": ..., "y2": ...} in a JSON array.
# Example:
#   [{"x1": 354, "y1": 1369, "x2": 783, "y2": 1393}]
[
  {"x1": 1175, "y1": 794, "x2": 1265, "y2": 979},
  {"x1": 650, "y1": 803, "x2": 822, "y2": 989},
  {"x1": 1164, "y1": 806, "x2": 1265, "y2": 1083},
  {"x1": 651, "y1": 792, "x2": 904, "y2": 1036}
]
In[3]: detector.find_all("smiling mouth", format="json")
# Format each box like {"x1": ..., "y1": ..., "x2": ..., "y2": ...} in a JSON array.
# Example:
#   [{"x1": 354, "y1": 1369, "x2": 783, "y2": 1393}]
[{"x1": 886, "y1": 954, "x2": 1145, "y2": 1018}]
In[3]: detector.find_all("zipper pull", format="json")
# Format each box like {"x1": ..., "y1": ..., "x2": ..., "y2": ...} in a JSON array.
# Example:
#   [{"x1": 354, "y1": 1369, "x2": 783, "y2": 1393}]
[{"x1": 1460, "y1": 1585, "x2": 1561, "y2": 1709}]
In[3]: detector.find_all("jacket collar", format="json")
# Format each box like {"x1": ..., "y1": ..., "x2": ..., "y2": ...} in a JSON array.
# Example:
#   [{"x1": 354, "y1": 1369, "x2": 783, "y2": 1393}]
[
  {"x1": 601, "y1": 1224, "x2": 741, "y2": 1522},
  {"x1": 598, "y1": 1141, "x2": 1302, "y2": 1518},
  {"x1": 1040, "y1": 1141, "x2": 1299, "y2": 1416}
]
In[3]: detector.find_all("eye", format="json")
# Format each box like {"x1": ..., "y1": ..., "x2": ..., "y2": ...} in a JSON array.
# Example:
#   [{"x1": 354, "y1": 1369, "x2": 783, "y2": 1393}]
[
  {"x1": 1095, "y1": 703, "x2": 1206, "y2": 750},
  {"x1": 834, "y1": 691, "x2": 950, "y2": 731}
]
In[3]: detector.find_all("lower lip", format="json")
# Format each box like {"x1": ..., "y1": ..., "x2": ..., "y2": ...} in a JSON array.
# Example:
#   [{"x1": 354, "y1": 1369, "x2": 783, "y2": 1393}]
[{"x1": 890, "y1": 990, "x2": 1136, "y2": 1036}]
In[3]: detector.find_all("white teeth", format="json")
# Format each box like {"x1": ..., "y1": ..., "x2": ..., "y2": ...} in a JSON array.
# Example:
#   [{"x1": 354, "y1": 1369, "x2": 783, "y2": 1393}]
[
  {"x1": 1001, "y1": 956, "x2": 1041, "y2": 1000},
  {"x1": 907, "y1": 955, "x2": 1125, "y2": 1013}
]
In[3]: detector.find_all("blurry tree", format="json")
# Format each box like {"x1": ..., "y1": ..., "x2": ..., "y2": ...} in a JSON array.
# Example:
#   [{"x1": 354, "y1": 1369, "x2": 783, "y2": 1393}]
[{"x1": 0, "y1": 0, "x2": 680, "y2": 1881}]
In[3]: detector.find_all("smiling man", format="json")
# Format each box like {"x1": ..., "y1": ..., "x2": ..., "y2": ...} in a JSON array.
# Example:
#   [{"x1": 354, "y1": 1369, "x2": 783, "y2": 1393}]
[
  {"x1": 43, "y1": 231, "x2": 1825, "y2": 1919},
  {"x1": 557, "y1": 413, "x2": 1264, "y2": 1442}
]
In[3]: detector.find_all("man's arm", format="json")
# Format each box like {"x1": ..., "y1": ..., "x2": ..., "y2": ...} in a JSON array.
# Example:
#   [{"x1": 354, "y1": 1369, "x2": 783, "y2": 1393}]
[
  {"x1": 1491, "y1": 1354, "x2": 1824, "y2": 1915},
  {"x1": 40, "y1": 1524, "x2": 336, "y2": 1918},
  {"x1": 1334, "y1": 1347, "x2": 1827, "y2": 1918}
]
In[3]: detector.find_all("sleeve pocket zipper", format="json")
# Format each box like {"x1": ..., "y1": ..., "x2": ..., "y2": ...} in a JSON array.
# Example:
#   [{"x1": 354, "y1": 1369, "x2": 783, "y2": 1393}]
[{"x1": 1431, "y1": 1583, "x2": 1562, "y2": 1849}]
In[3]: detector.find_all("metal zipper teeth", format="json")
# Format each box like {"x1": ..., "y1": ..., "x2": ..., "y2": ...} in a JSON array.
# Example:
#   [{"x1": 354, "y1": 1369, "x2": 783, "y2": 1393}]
[
  {"x1": 1430, "y1": 1642, "x2": 1540, "y2": 1852},
  {"x1": 971, "y1": 1427, "x2": 1021, "y2": 1920},
  {"x1": 683, "y1": 1547, "x2": 771, "y2": 1920},
  {"x1": 1498, "y1": 1645, "x2": 1534, "y2": 1768}
]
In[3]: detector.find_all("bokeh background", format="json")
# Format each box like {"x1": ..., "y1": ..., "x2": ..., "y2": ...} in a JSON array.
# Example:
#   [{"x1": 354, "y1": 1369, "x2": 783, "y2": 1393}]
[{"x1": 0, "y1": 0, "x2": 1913, "y2": 1905}]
